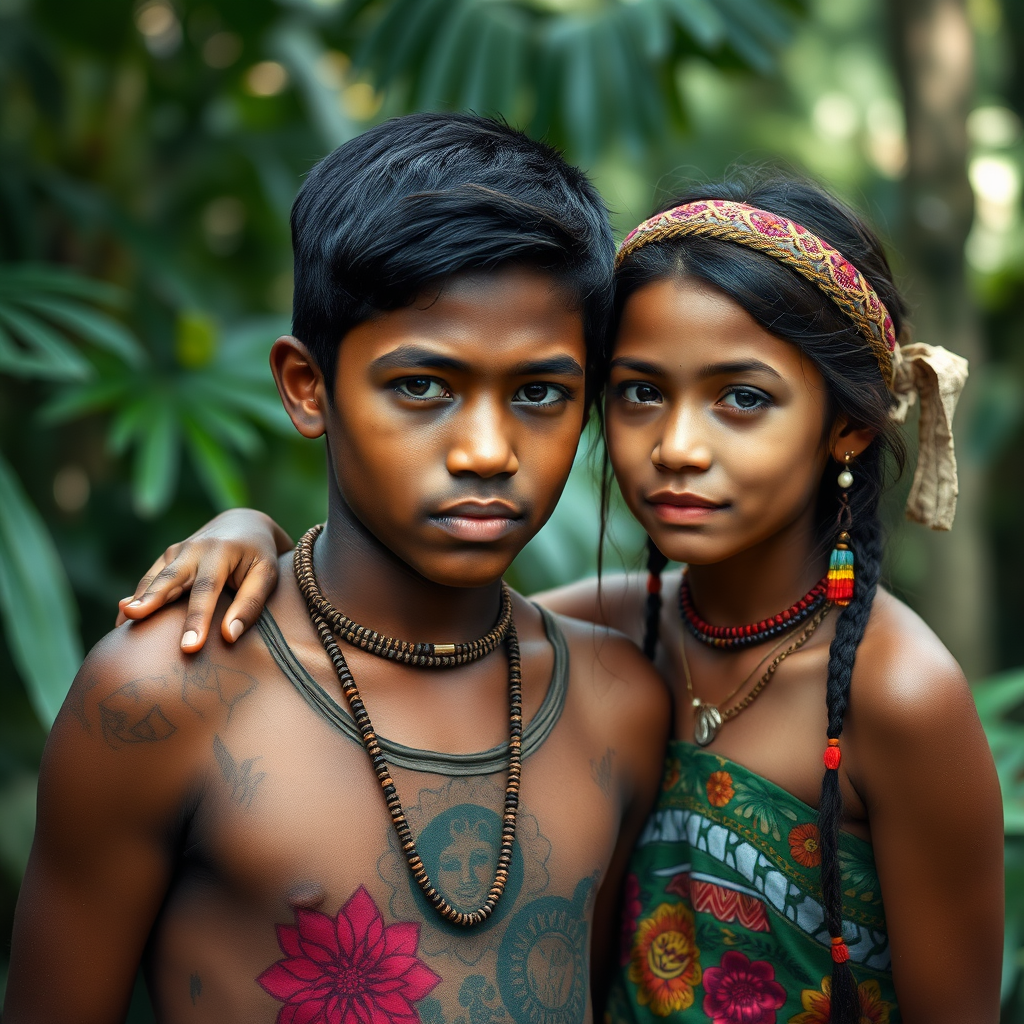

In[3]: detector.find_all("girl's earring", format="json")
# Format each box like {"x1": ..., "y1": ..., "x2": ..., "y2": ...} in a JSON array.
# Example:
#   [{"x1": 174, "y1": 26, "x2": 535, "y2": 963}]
[{"x1": 827, "y1": 451, "x2": 855, "y2": 607}]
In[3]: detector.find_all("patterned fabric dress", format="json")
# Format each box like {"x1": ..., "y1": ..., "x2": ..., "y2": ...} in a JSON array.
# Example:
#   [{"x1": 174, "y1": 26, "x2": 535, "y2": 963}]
[{"x1": 605, "y1": 742, "x2": 899, "y2": 1024}]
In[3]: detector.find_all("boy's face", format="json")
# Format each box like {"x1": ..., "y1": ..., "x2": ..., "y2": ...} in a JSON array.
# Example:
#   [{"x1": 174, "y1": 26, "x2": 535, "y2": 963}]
[{"x1": 282, "y1": 269, "x2": 588, "y2": 588}]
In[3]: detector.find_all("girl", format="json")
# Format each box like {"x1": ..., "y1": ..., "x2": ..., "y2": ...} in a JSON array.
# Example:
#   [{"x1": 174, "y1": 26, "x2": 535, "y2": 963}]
[{"x1": 117, "y1": 176, "x2": 1003, "y2": 1021}]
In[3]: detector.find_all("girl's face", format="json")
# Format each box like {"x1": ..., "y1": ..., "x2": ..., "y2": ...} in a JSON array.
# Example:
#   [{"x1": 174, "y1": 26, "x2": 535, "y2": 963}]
[{"x1": 605, "y1": 276, "x2": 834, "y2": 566}]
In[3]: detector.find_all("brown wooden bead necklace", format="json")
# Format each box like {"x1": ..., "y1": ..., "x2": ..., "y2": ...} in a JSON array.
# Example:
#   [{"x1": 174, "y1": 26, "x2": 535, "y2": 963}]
[
  {"x1": 296, "y1": 524, "x2": 515, "y2": 667},
  {"x1": 294, "y1": 524, "x2": 522, "y2": 928}
]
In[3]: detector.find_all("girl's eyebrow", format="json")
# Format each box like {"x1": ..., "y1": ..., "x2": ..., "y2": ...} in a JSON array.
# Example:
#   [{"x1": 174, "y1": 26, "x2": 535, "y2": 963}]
[
  {"x1": 609, "y1": 356, "x2": 784, "y2": 382},
  {"x1": 697, "y1": 359, "x2": 784, "y2": 382},
  {"x1": 609, "y1": 356, "x2": 664, "y2": 376}
]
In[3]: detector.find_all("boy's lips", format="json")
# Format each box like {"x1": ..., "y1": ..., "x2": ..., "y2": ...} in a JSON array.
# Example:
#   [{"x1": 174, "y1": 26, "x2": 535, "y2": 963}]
[
  {"x1": 645, "y1": 490, "x2": 727, "y2": 524},
  {"x1": 430, "y1": 500, "x2": 523, "y2": 542}
]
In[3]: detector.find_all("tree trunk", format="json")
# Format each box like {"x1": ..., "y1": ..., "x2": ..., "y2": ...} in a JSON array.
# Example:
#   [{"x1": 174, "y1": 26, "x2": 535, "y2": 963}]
[{"x1": 890, "y1": 0, "x2": 994, "y2": 680}]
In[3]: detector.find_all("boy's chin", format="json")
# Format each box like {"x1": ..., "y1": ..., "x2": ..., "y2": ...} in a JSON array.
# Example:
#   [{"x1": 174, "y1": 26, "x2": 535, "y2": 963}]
[{"x1": 403, "y1": 548, "x2": 521, "y2": 590}]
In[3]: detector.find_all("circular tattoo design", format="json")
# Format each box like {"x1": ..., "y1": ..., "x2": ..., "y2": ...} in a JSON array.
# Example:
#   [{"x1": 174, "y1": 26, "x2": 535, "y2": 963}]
[
  {"x1": 378, "y1": 777, "x2": 551, "y2": 966},
  {"x1": 496, "y1": 879, "x2": 591, "y2": 1024}
]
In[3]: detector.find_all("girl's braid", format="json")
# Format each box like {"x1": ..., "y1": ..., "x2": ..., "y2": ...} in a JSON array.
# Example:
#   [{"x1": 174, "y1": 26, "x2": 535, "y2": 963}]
[
  {"x1": 818, "y1": 510, "x2": 882, "y2": 1022},
  {"x1": 642, "y1": 537, "x2": 669, "y2": 661}
]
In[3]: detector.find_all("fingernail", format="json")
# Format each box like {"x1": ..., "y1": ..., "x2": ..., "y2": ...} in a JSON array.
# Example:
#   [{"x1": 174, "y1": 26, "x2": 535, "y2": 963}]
[
  {"x1": 227, "y1": 619, "x2": 244, "y2": 642},
  {"x1": 128, "y1": 599, "x2": 143, "y2": 608},
  {"x1": 119, "y1": 596, "x2": 133, "y2": 605},
  {"x1": 181, "y1": 630, "x2": 199, "y2": 648}
]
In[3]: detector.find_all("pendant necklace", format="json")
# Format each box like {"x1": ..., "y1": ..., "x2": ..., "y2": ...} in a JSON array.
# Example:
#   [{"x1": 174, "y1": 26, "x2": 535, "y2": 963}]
[
  {"x1": 681, "y1": 604, "x2": 830, "y2": 746},
  {"x1": 294, "y1": 523, "x2": 521, "y2": 927}
]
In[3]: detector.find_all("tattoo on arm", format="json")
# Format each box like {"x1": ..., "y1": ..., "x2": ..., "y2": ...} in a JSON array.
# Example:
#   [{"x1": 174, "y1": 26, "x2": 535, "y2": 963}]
[
  {"x1": 189, "y1": 972, "x2": 202, "y2": 1005},
  {"x1": 213, "y1": 734, "x2": 266, "y2": 807},
  {"x1": 181, "y1": 655, "x2": 258, "y2": 721},
  {"x1": 590, "y1": 749, "x2": 616, "y2": 798},
  {"x1": 98, "y1": 680, "x2": 177, "y2": 749}
]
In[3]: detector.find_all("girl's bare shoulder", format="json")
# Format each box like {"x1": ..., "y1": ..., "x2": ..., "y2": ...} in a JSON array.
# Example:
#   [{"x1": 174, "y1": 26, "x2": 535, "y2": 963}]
[
  {"x1": 535, "y1": 567, "x2": 684, "y2": 644},
  {"x1": 848, "y1": 587, "x2": 973, "y2": 740}
]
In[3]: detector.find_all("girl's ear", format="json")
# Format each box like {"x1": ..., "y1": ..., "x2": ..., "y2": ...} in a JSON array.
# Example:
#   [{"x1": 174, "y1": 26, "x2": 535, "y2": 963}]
[
  {"x1": 270, "y1": 336, "x2": 328, "y2": 439},
  {"x1": 829, "y1": 415, "x2": 877, "y2": 463}
]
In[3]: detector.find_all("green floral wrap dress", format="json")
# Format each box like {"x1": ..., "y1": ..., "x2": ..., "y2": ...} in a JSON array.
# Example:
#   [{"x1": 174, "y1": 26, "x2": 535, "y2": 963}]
[{"x1": 605, "y1": 742, "x2": 899, "y2": 1024}]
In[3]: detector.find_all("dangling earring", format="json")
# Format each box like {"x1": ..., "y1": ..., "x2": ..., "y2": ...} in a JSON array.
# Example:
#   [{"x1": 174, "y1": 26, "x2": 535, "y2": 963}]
[{"x1": 826, "y1": 451, "x2": 855, "y2": 607}]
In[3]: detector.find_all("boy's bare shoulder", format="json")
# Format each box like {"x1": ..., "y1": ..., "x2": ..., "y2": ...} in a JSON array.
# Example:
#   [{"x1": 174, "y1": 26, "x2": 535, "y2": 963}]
[
  {"x1": 60, "y1": 597, "x2": 262, "y2": 759},
  {"x1": 549, "y1": 609, "x2": 671, "y2": 742}
]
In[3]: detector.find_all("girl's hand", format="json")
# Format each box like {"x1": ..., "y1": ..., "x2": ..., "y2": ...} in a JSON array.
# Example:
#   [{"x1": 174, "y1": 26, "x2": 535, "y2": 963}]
[{"x1": 115, "y1": 509, "x2": 293, "y2": 652}]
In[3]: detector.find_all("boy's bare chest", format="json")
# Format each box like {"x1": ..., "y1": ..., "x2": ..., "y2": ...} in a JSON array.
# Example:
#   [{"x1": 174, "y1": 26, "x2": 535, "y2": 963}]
[{"x1": 149, "y1": 700, "x2": 616, "y2": 1024}]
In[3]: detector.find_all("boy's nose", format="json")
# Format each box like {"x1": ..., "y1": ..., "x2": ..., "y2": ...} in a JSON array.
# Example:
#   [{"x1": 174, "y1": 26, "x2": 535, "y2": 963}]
[{"x1": 446, "y1": 399, "x2": 520, "y2": 478}]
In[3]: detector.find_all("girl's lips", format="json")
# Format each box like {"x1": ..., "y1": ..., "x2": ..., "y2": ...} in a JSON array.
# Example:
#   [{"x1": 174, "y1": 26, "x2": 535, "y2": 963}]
[
  {"x1": 649, "y1": 502, "x2": 723, "y2": 524},
  {"x1": 646, "y1": 493, "x2": 727, "y2": 524}
]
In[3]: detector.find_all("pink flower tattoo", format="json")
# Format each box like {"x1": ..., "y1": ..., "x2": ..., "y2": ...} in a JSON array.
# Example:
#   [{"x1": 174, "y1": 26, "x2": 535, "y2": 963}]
[{"x1": 258, "y1": 886, "x2": 442, "y2": 1024}]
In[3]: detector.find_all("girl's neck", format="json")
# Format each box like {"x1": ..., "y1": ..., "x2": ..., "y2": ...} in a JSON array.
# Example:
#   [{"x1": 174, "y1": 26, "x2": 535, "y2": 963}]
[{"x1": 685, "y1": 505, "x2": 828, "y2": 627}]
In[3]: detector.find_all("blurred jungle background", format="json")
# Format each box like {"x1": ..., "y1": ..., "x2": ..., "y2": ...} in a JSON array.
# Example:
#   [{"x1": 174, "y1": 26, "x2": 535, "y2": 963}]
[{"x1": 2, "y1": 0, "x2": 1024, "y2": 1015}]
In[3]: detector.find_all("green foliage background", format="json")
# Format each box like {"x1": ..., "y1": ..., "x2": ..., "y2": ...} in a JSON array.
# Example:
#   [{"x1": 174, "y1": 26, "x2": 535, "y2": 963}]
[{"x1": 2, "y1": 0, "x2": 1024, "y2": 1016}]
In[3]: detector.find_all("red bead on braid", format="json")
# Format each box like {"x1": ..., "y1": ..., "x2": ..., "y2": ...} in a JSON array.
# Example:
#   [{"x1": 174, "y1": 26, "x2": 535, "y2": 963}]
[
  {"x1": 830, "y1": 936, "x2": 850, "y2": 963},
  {"x1": 647, "y1": 573, "x2": 662, "y2": 595},
  {"x1": 823, "y1": 738, "x2": 841, "y2": 770}
]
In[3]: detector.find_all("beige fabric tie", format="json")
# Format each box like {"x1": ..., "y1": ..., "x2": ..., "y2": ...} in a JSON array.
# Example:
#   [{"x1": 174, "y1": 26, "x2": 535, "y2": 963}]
[{"x1": 889, "y1": 342, "x2": 969, "y2": 531}]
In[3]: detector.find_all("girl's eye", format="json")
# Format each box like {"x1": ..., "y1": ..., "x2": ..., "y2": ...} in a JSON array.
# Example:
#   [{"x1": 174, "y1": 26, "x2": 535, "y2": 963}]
[
  {"x1": 620, "y1": 382, "x2": 663, "y2": 405},
  {"x1": 513, "y1": 383, "x2": 567, "y2": 406},
  {"x1": 720, "y1": 387, "x2": 771, "y2": 412},
  {"x1": 396, "y1": 377, "x2": 450, "y2": 400}
]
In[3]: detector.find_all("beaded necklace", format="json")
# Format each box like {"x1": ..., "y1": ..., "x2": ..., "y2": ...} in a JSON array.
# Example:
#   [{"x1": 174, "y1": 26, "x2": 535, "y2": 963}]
[
  {"x1": 682, "y1": 604, "x2": 830, "y2": 745},
  {"x1": 294, "y1": 524, "x2": 521, "y2": 928},
  {"x1": 679, "y1": 572, "x2": 828, "y2": 649}
]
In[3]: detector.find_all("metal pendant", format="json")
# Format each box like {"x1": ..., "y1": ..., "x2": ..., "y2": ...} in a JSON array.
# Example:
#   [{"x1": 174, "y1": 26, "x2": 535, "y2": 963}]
[{"x1": 693, "y1": 703, "x2": 723, "y2": 747}]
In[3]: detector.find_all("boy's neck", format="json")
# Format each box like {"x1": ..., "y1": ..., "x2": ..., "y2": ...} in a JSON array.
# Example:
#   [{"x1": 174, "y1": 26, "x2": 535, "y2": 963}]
[
  {"x1": 308, "y1": 492, "x2": 506, "y2": 646},
  {"x1": 685, "y1": 504, "x2": 829, "y2": 628}
]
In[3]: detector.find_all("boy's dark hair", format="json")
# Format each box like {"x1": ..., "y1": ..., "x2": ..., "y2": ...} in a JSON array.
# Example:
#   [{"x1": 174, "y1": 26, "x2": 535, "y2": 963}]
[{"x1": 291, "y1": 112, "x2": 614, "y2": 403}]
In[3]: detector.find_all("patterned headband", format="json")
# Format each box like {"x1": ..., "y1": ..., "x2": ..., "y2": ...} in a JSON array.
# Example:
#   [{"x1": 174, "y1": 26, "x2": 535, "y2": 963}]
[
  {"x1": 615, "y1": 198, "x2": 970, "y2": 531},
  {"x1": 616, "y1": 200, "x2": 897, "y2": 386}
]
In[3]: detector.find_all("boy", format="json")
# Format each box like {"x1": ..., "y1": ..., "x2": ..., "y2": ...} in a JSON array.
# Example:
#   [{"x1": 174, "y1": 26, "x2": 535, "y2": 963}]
[{"x1": 5, "y1": 113, "x2": 669, "y2": 1023}]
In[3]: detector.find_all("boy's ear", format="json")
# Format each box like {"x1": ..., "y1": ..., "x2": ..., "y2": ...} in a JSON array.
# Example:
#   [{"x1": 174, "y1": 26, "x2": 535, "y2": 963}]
[
  {"x1": 270, "y1": 336, "x2": 328, "y2": 439},
  {"x1": 828, "y1": 415, "x2": 877, "y2": 463}
]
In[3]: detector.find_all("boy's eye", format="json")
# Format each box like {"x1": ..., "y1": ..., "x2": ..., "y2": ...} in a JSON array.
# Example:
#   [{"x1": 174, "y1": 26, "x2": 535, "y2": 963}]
[
  {"x1": 513, "y1": 383, "x2": 567, "y2": 406},
  {"x1": 720, "y1": 387, "x2": 771, "y2": 412},
  {"x1": 396, "y1": 377, "x2": 450, "y2": 400},
  {"x1": 619, "y1": 382, "x2": 663, "y2": 405}
]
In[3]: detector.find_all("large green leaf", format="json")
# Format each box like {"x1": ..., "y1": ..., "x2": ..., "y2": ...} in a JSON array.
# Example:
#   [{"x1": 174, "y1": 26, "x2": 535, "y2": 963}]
[
  {"x1": 132, "y1": 399, "x2": 181, "y2": 518},
  {"x1": 338, "y1": 0, "x2": 805, "y2": 159},
  {"x1": 974, "y1": 670, "x2": 1024, "y2": 835},
  {"x1": 0, "y1": 262, "x2": 143, "y2": 381},
  {"x1": 0, "y1": 451, "x2": 81, "y2": 728}
]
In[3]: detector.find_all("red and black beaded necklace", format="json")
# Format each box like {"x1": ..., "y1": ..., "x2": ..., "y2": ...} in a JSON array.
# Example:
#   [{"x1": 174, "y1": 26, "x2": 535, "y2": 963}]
[
  {"x1": 294, "y1": 523, "x2": 521, "y2": 928},
  {"x1": 678, "y1": 571, "x2": 829, "y2": 650}
]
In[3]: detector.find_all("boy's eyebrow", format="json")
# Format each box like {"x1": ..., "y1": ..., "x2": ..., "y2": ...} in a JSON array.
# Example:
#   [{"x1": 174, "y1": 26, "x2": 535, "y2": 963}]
[
  {"x1": 508, "y1": 355, "x2": 584, "y2": 378},
  {"x1": 370, "y1": 347, "x2": 584, "y2": 378},
  {"x1": 370, "y1": 346, "x2": 470, "y2": 373}
]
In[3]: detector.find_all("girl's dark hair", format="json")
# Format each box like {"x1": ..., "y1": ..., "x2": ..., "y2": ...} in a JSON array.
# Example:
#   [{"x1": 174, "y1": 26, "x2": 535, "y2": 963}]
[{"x1": 620, "y1": 174, "x2": 907, "y2": 1022}]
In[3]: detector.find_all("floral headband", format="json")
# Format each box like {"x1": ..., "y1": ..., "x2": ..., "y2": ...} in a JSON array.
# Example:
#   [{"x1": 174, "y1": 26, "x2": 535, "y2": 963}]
[{"x1": 616, "y1": 200, "x2": 969, "y2": 530}]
